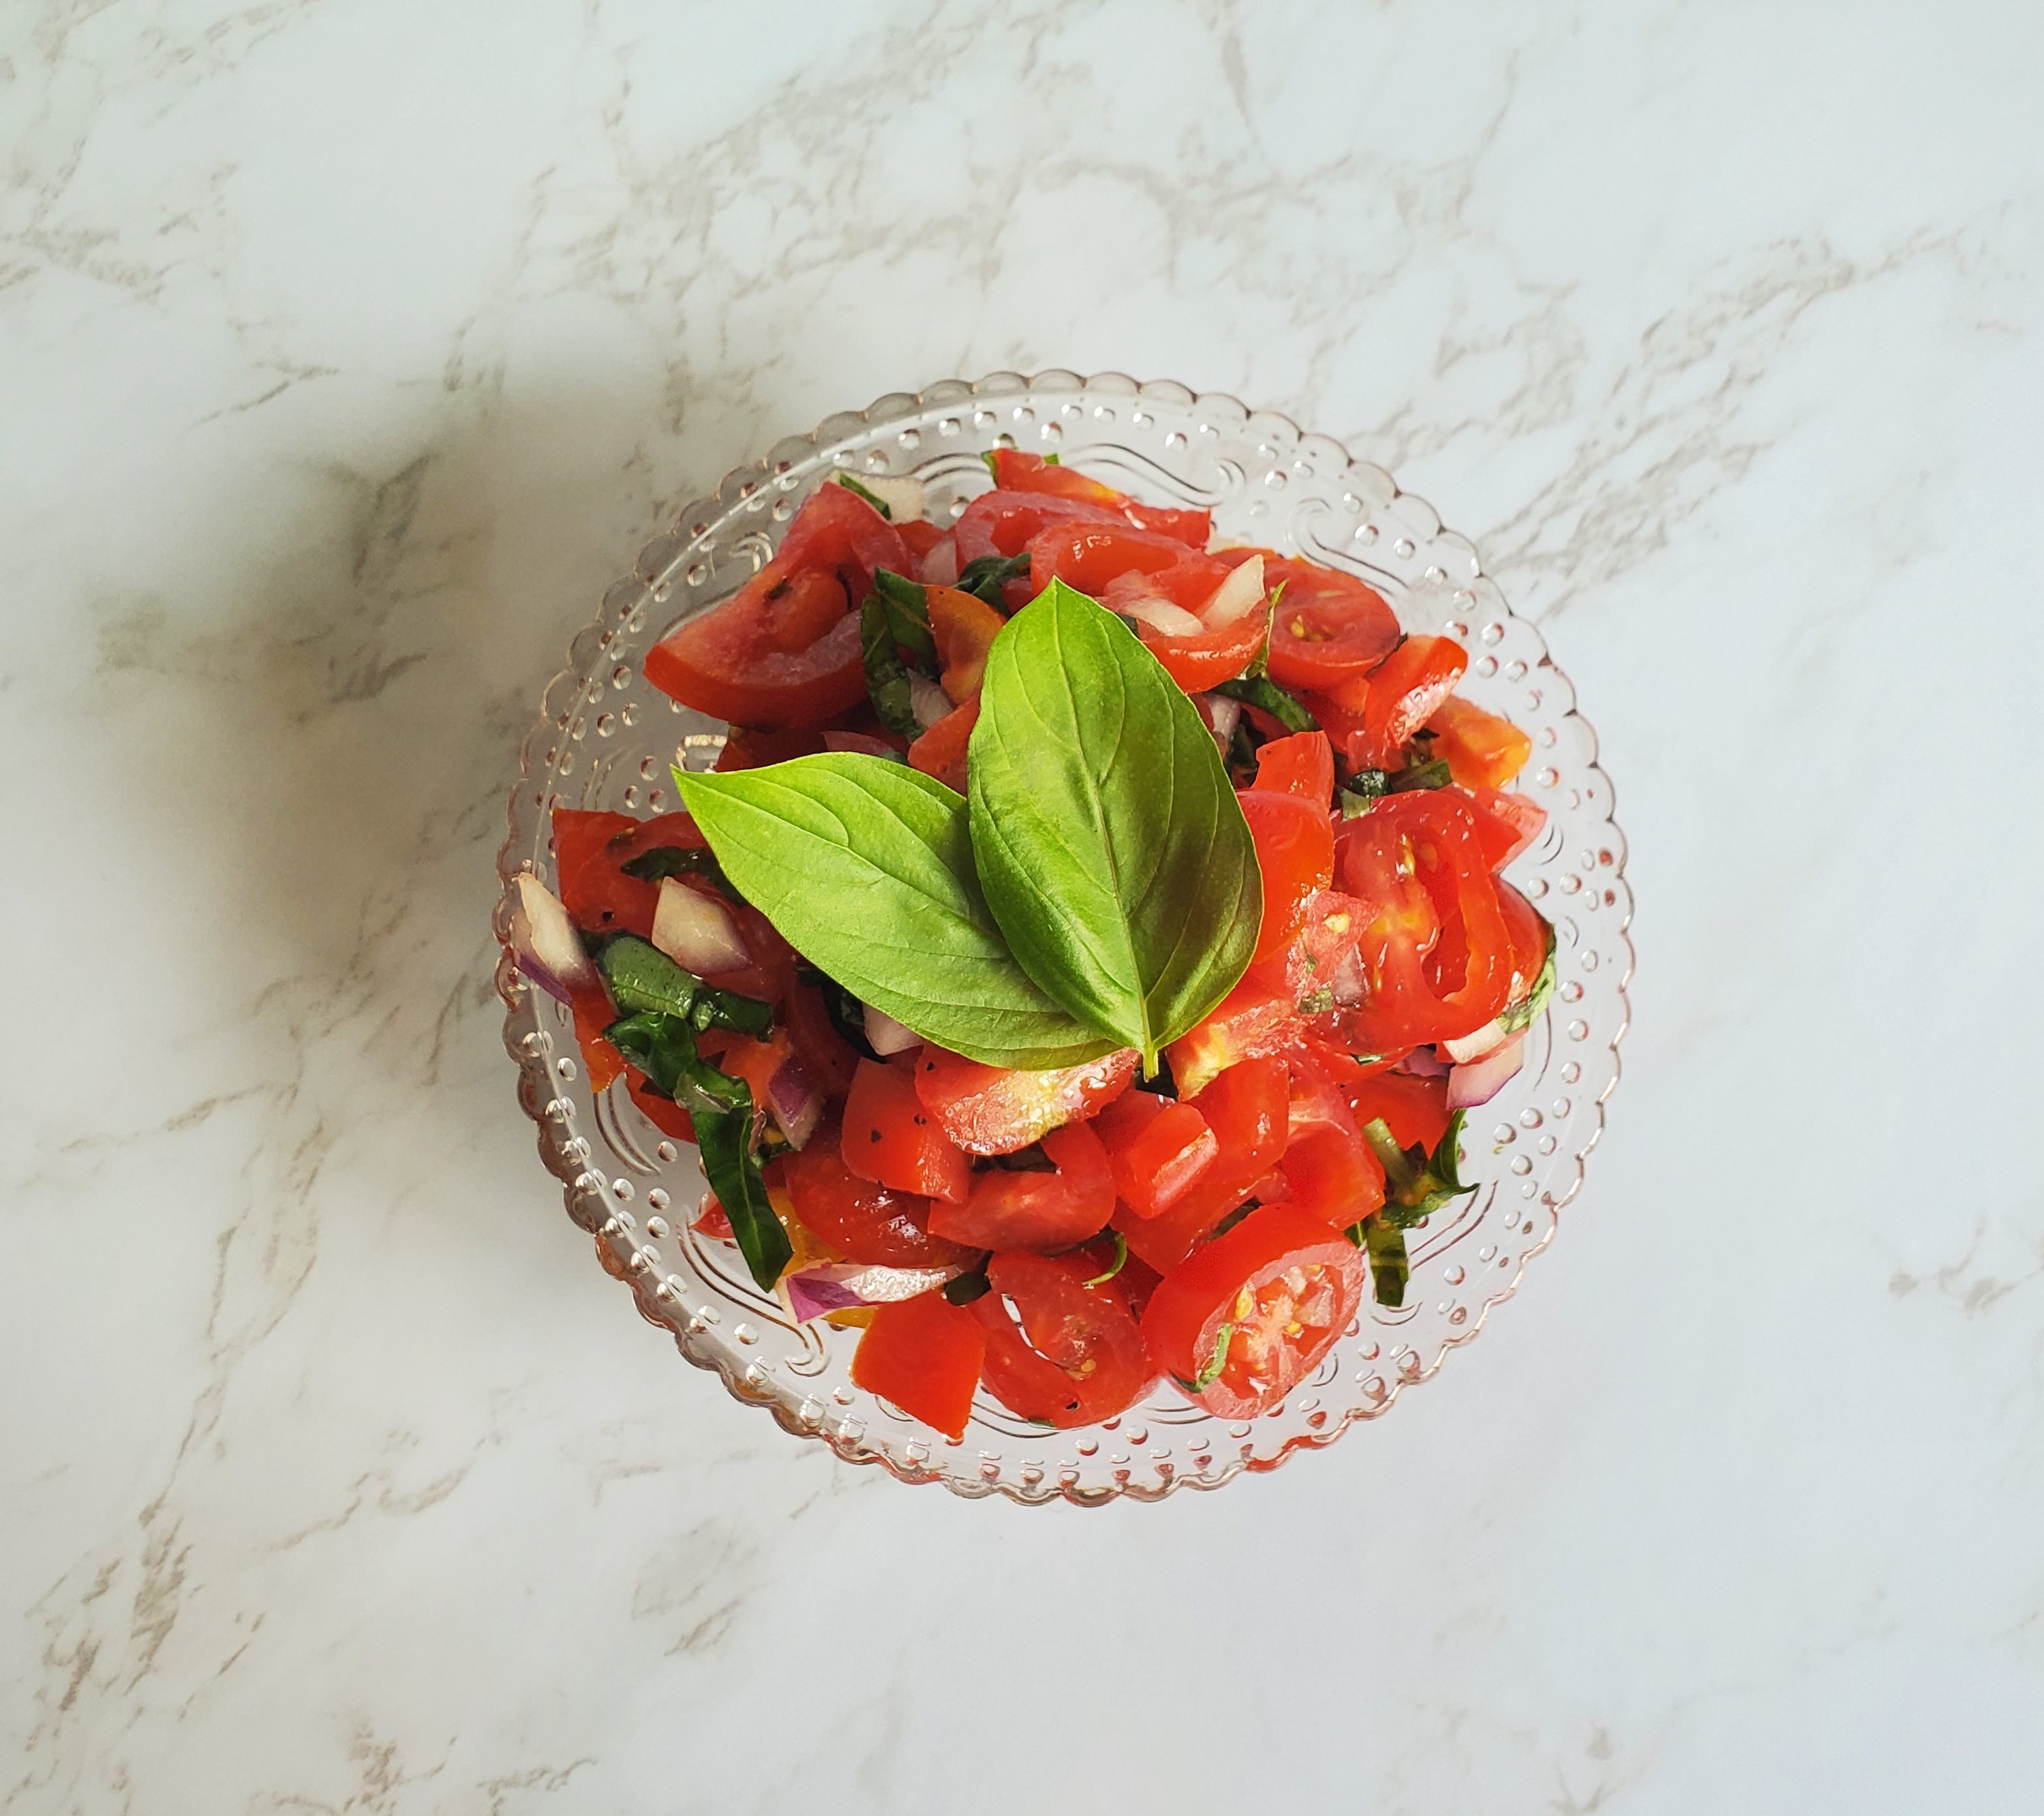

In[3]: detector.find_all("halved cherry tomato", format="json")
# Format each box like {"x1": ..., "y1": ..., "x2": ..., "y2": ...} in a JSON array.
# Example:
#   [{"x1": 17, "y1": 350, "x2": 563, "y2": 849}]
[
  {"x1": 1103, "y1": 1099, "x2": 1219, "y2": 1222},
  {"x1": 1115, "y1": 1056, "x2": 1290, "y2": 1272},
  {"x1": 1335, "y1": 790, "x2": 1514, "y2": 1049},
  {"x1": 926, "y1": 585, "x2": 1004, "y2": 703},
  {"x1": 1344, "y1": 1071, "x2": 1450, "y2": 1153},
  {"x1": 645, "y1": 482, "x2": 908, "y2": 728},
  {"x1": 850, "y1": 1291, "x2": 986, "y2": 1440},
  {"x1": 1279, "y1": 1056, "x2": 1385, "y2": 1226},
  {"x1": 1428, "y1": 693, "x2": 1533, "y2": 792},
  {"x1": 906, "y1": 698, "x2": 977, "y2": 795},
  {"x1": 1165, "y1": 978, "x2": 1301, "y2": 1101},
  {"x1": 968, "y1": 1250, "x2": 1156, "y2": 1427},
  {"x1": 913, "y1": 1045, "x2": 1138, "y2": 1156},
  {"x1": 1027, "y1": 520, "x2": 1214, "y2": 602},
  {"x1": 989, "y1": 450, "x2": 1211, "y2": 544},
  {"x1": 782, "y1": 1133, "x2": 976, "y2": 1267},
  {"x1": 1313, "y1": 634, "x2": 1468, "y2": 770},
  {"x1": 1466, "y1": 786, "x2": 1546, "y2": 870},
  {"x1": 1140, "y1": 1203, "x2": 1365, "y2": 1418},
  {"x1": 842, "y1": 1059, "x2": 971, "y2": 1202},
  {"x1": 1251, "y1": 729, "x2": 1335, "y2": 803},
  {"x1": 927, "y1": 1122, "x2": 1115, "y2": 1250},
  {"x1": 1261, "y1": 558, "x2": 1401, "y2": 692},
  {"x1": 1238, "y1": 790, "x2": 1335, "y2": 966}
]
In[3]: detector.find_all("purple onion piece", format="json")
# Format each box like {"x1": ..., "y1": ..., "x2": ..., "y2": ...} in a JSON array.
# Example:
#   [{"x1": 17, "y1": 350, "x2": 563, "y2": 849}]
[
  {"x1": 1446, "y1": 1036, "x2": 1525, "y2": 1109},
  {"x1": 509, "y1": 874, "x2": 596, "y2": 1004}
]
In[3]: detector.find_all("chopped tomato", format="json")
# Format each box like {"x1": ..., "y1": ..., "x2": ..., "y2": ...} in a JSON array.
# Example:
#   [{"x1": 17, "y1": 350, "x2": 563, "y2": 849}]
[
  {"x1": 1238, "y1": 789, "x2": 1335, "y2": 966},
  {"x1": 895, "y1": 517, "x2": 946, "y2": 559},
  {"x1": 1429, "y1": 693, "x2": 1533, "y2": 792},
  {"x1": 968, "y1": 1250, "x2": 1157, "y2": 1426},
  {"x1": 553, "y1": 808, "x2": 661, "y2": 936},
  {"x1": 1130, "y1": 606, "x2": 1267, "y2": 692},
  {"x1": 1103, "y1": 1099, "x2": 1219, "y2": 1222},
  {"x1": 782, "y1": 1133, "x2": 976, "y2": 1267},
  {"x1": 1335, "y1": 789, "x2": 1515, "y2": 1049},
  {"x1": 927, "y1": 1122, "x2": 1115, "y2": 1250},
  {"x1": 1344, "y1": 1071, "x2": 1450, "y2": 1154},
  {"x1": 1115, "y1": 1056, "x2": 1290, "y2": 1272},
  {"x1": 1313, "y1": 634, "x2": 1468, "y2": 771},
  {"x1": 913, "y1": 1045, "x2": 1138, "y2": 1155},
  {"x1": 906, "y1": 697, "x2": 977, "y2": 794},
  {"x1": 1496, "y1": 879, "x2": 1550, "y2": 1000},
  {"x1": 988, "y1": 450, "x2": 1211, "y2": 544},
  {"x1": 1140, "y1": 1203, "x2": 1365, "y2": 1418},
  {"x1": 1027, "y1": 520, "x2": 1219, "y2": 602},
  {"x1": 692, "y1": 1195, "x2": 733, "y2": 1238},
  {"x1": 1279, "y1": 1056, "x2": 1386, "y2": 1227},
  {"x1": 842, "y1": 1059, "x2": 971, "y2": 1202},
  {"x1": 1251, "y1": 729, "x2": 1336, "y2": 803},
  {"x1": 1261, "y1": 559, "x2": 1401, "y2": 692},
  {"x1": 850, "y1": 1291, "x2": 986, "y2": 1441},
  {"x1": 716, "y1": 724, "x2": 829, "y2": 770},
  {"x1": 925, "y1": 585, "x2": 1005, "y2": 703},
  {"x1": 626, "y1": 1066, "x2": 694, "y2": 1141},
  {"x1": 645, "y1": 482, "x2": 908, "y2": 728},
  {"x1": 570, "y1": 987, "x2": 624, "y2": 1092},
  {"x1": 951, "y1": 489, "x2": 1127, "y2": 603},
  {"x1": 1166, "y1": 977, "x2": 1301, "y2": 1101},
  {"x1": 1467, "y1": 786, "x2": 1546, "y2": 870},
  {"x1": 781, "y1": 979, "x2": 861, "y2": 1101}
]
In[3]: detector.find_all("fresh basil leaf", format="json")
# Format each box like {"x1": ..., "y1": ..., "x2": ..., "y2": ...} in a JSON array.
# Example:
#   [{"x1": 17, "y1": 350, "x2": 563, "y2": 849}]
[
  {"x1": 1082, "y1": 1230, "x2": 1128, "y2": 1287},
  {"x1": 1040, "y1": 452, "x2": 1060, "y2": 465},
  {"x1": 861, "y1": 592, "x2": 924, "y2": 739},
  {"x1": 956, "y1": 551, "x2": 1032, "y2": 607},
  {"x1": 1240, "y1": 604, "x2": 1276, "y2": 681},
  {"x1": 979, "y1": 450, "x2": 1001, "y2": 482},
  {"x1": 967, "y1": 579, "x2": 1260, "y2": 1071},
  {"x1": 833, "y1": 472, "x2": 892, "y2": 519},
  {"x1": 618, "y1": 844, "x2": 735, "y2": 897},
  {"x1": 871, "y1": 569, "x2": 937, "y2": 670},
  {"x1": 671, "y1": 753, "x2": 1112, "y2": 1069},
  {"x1": 1388, "y1": 757, "x2": 1452, "y2": 792},
  {"x1": 1353, "y1": 1214, "x2": 1410, "y2": 1308},
  {"x1": 1212, "y1": 673, "x2": 1320, "y2": 734}
]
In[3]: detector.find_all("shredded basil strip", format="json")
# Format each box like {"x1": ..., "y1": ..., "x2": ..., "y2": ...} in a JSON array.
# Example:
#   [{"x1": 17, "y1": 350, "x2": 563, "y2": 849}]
[
  {"x1": 1498, "y1": 920, "x2": 1557, "y2": 1036},
  {"x1": 955, "y1": 551, "x2": 1033, "y2": 607},
  {"x1": 860, "y1": 591, "x2": 924, "y2": 739},
  {"x1": 1082, "y1": 1230, "x2": 1128, "y2": 1287},
  {"x1": 1185, "y1": 1321, "x2": 1234, "y2": 1391},
  {"x1": 1388, "y1": 758, "x2": 1452, "y2": 792},
  {"x1": 597, "y1": 935, "x2": 772, "y2": 1035},
  {"x1": 618, "y1": 845, "x2": 737, "y2": 897},
  {"x1": 942, "y1": 1268, "x2": 991, "y2": 1305},
  {"x1": 1361, "y1": 1111, "x2": 1477, "y2": 1230},
  {"x1": 1352, "y1": 1214, "x2": 1411, "y2": 1308},
  {"x1": 833, "y1": 472, "x2": 893, "y2": 519},
  {"x1": 870, "y1": 568, "x2": 937, "y2": 670},
  {"x1": 1211, "y1": 674, "x2": 1320, "y2": 734}
]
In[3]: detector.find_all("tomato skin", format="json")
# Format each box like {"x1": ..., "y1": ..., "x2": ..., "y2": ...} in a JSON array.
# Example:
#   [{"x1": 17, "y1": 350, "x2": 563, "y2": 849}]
[
  {"x1": 1467, "y1": 786, "x2": 1546, "y2": 870},
  {"x1": 1251, "y1": 730, "x2": 1335, "y2": 803},
  {"x1": 1315, "y1": 634, "x2": 1469, "y2": 770},
  {"x1": 1495, "y1": 879, "x2": 1550, "y2": 1002},
  {"x1": 925, "y1": 585, "x2": 1004, "y2": 703},
  {"x1": 1140, "y1": 1203, "x2": 1365, "y2": 1419},
  {"x1": 990, "y1": 450, "x2": 1212, "y2": 544},
  {"x1": 1115, "y1": 1055, "x2": 1290, "y2": 1273},
  {"x1": 895, "y1": 517, "x2": 946, "y2": 559},
  {"x1": 1135, "y1": 609, "x2": 1267, "y2": 692},
  {"x1": 842, "y1": 1060, "x2": 972, "y2": 1202},
  {"x1": 553, "y1": 808, "x2": 662, "y2": 936},
  {"x1": 1428, "y1": 693, "x2": 1534, "y2": 792},
  {"x1": 912, "y1": 1045, "x2": 1138, "y2": 1156},
  {"x1": 716, "y1": 724, "x2": 828, "y2": 770},
  {"x1": 1027, "y1": 520, "x2": 1212, "y2": 601},
  {"x1": 782, "y1": 1134, "x2": 976, "y2": 1267},
  {"x1": 1262, "y1": 559, "x2": 1401, "y2": 692},
  {"x1": 951, "y1": 489, "x2": 1127, "y2": 600},
  {"x1": 928, "y1": 1122, "x2": 1115, "y2": 1250},
  {"x1": 1106, "y1": 1100, "x2": 1219, "y2": 1221},
  {"x1": 1238, "y1": 790, "x2": 1335, "y2": 966},
  {"x1": 1344, "y1": 1071, "x2": 1450, "y2": 1154},
  {"x1": 906, "y1": 697, "x2": 977, "y2": 794},
  {"x1": 645, "y1": 482, "x2": 908, "y2": 728},
  {"x1": 1165, "y1": 978, "x2": 1302, "y2": 1101},
  {"x1": 850, "y1": 1291, "x2": 986, "y2": 1441},
  {"x1": 968, "y1": 1250, "x2": 1157, "y2": 1426},
  {"x1": 1279, "y1": 1058, "x2": 1386, "y2": 1226}
]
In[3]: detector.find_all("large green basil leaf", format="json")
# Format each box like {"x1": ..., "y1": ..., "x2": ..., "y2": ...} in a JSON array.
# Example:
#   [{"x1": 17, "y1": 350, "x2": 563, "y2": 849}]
[
  {"x1": 966, "y1": 579, "x2": 1260, "y2": 1069},
  {"x1": 670, "y1": 753, "x2": 1112, "y2": 1069}
]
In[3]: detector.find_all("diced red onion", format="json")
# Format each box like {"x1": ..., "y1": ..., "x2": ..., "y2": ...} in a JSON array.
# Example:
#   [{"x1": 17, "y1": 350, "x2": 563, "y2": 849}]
[
  {"x1": 1395, "y1": 1046, "x2": 1452, "y2": 1078},
  {"x1": 1447, "y1": 1036, "x2": 1525, "y2": 1109},
  {"x1": 1198, "y1": 553, "x2": 1266, "y2": 627},
  {"x1": 864, "y1": 1004, "x2": 921, "y2": 1055},
  {"x1": 909, "y1": 673, "x2": 953, "y2": 730},
  {"x1": 1118, "y1": 594, "x2": 1206, "y2": 637},
  {"x1": 918, "y1": 538, "x2": 959, "y2": 587},
  {"x1": 765, "y1": 1054, "x2": 823, "y2": 1151},
  {"x1": 1442, "y1": 1015, "x2": 1515, "y2": 1065},
  {"x1": 1328, "y1": 944, "x2": 1369, "y2": 1007},
  {"x1": 1199, "y1": 692, "x2": 1242, "y2": 751},
  {"x1": 855, "y1": 473, "x2": 925, "y2": 521},
  {"x1": 652, "y1": 876, "x2": 749, "y2": 975},
  {"x1": 782, "y1": 1261, "x2": 962, "y2": 1323},
  {"x1": 508, "y1": 873, "x2": 596, "y2": 1004}
]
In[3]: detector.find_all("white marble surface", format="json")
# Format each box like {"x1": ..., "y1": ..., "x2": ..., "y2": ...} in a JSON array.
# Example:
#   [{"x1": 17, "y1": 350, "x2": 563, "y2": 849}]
[{"x1": 5, "y1": 2, "x2": 2043, "y2": 1809}]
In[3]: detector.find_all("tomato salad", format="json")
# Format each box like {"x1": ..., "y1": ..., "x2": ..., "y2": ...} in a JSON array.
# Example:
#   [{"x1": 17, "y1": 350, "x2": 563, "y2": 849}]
[{"x1": 509, "y1": 452, "x2": 1555, "y2": 1441}]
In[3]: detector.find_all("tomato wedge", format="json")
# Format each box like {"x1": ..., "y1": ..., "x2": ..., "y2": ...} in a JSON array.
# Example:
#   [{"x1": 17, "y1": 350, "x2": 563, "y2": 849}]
[
  {"x1": 1313, "y1": 634, "x2": 1468, "y2": 770},
  {"x1": 1262, "y1": 559, "x2": 1401, "y2": 692},
  {"x1": 1238, "y1": 789, "x2": 1335, "y2": 966},
  {"x1": 968, "y1": 1250, "x2": 1156, "y2": 1427},
  {"x1": 927, "y1": 1122, "x2": 1115, "y2": 1250},
  {"x1": 1278, "y1": 1056, "x2": 1386, "y2": 1227},
  {"x1": 1114, "y1": 1055, "x2": 1289, "y2": 1273},
  {"x1": 842, "y1": 1060, "x2": 971, "y2": 1202},
  {"x1": 913, "y1": 1045, "x2": 1138, "y2": 1155},
  {"x1": 1140, "y1": 1203, "x2": 1365, "y2": 1418},
  {"x1": 1429, "y1": 693, "x2": 1533, "y2": 792},
  {"x1": 1166, "y1": 978, "x2": 1301, "y2": 1102},
  {"x1": 553, "y1": 807, "x2": 662, "y2": 936},
  {"x1": 645, "y1": 482, "x2": 908, "y2": 728},
  {"x1": 850, "y1": 1291, "x2": 986, "y2": 1441},
  {"x1": 1251, "y1": 729, "x2": 1336, "y2": 803},
  {"x1": 988, "y1": 450, "x2": 1211, "y2": 544},
  {"x1": 782, "y1": 1131, "x2": 977, "y2": 1267},
  {"x1": 1466, "y1": 786, "x2": 1546, "y2": 870},
  {"x1": 906, "y1": 697, "x2": 977, "y2": 794}
]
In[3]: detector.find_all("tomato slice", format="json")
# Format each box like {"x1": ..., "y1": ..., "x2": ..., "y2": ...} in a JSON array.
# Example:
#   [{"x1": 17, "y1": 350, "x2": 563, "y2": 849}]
[
  {"x1": 1428, "y1": 693, "x2": 1533, "y2": 792},
  {"x1": 645, "y1": 482, "x2": 908, "y2": 728},
  {"x1": 842, "y1": 1059, "x2": 971, "y2": 1202},
  {"x1": 1114, "y1": 1055, "x2": 1290, "y2": 1272},
  {"x1": 1466, "y1": 786, "x2": 1546, "y2": 870},
  {"x1": 969, "y1": 1250, "x2": 1157, "y2": 1426},
  {"x1": 1140, "y1": 1204, "x2": 1365, "y2": 1418},
  {"x1": 1262, "y1": 559, "x2": 1401, "y2": 692},
  {"x1": 1165, "y1": 977, "x2": 1302, "y2": 1101},
  {"x1": 1313, "y1": 634, "x2": 1469, "y2": 771},
  {"x1": 951, "y1": 489, "x2": 1127, "y2": 596},
  {"x1": 1103, "y1": 1099, "x2": 1219, "y2": 1221},
  {"x1": 1344, "y1": 1071, "x2": 1450, "y2": 1153},
  {"x1": 912, "y1": 1045, "x2": 1138, "y2": 1156},
  {"x1": 906, "y1": 697, "x2": 977, "y2": 795},
  {"x1": 1238, "y1": 789, "x2": 1335, "y2": 966},
  {"x1": 850, "y1": 1291, "x2": 986, "y2": 1441},
  {"x1": 1027, "y1": 520, "x2": 1215, "y2": 601},
  {"x1": 989, "y1": 450, "x2": 1212, "y2": 544},
  {"x1": 927, "y1": 1122, "x2": 1115, "y2": 1250},
  {"x1": 1133, "y1": 609, "x2": 1268, "y2": 692},
  {"x1": 782, "y1": 1132, "x2": 976, "y2": 1267},
  {"x1": 1251, "y1": 730, "x2": 1335, "y2": 803}
]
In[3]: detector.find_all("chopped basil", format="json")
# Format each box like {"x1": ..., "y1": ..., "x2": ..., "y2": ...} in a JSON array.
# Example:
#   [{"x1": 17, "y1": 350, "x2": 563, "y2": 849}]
[
  {"x1": 1082, "y1": 1230, "x2": 1128, "y2": 1287},
  {"x1": 596, "y1": 934, "x2": 772, "y2": 1035},
  {"x1": 956, "y1": 551, "x2": 1033, "y2": 607},
  {"x1": 870, "y1": 568, "x2": 938, "y2": 670},
  {"x1": 1388, "y1": 758, "x2": 1452, "y2": 792},
  {"x1": 983, "y1": 1143, "x2": 1058, "y2": 1173},
  {"x1": 1182, "y1": 1322, "x2": 1234, "y2": 1392},
  {"x1": 1360, "y1": 1109, "x2": 1477, "y2": 1229},
  {"x1": 1211, "y1": 674, "x2": 1320, "y2": 734},
  {"x1": 1353, "y1": 1214, "x2": 1411, "y2": 1308},
  {"x1": 618, "y1": 844, "x2": 736, "y2": 898},
  {"x1": 1208, "y1": 1199, "x2": 1258, "y2": 1240},
  {"x1": 1497, "y1": 919, "x2": 1557, "y2": 1036},
  {"x1": 833, "y1": 472, "x2": 893, "y2": 519},
  {"x1": 1297, "y1": 985, "x2": 1334, "y2": 1015},
  {"x1": 860, "y1": 591, "x2": 924, "y2": 739},
  {"x1": 942, "y1": 1268, "x2": 991, "y2": 1305}
]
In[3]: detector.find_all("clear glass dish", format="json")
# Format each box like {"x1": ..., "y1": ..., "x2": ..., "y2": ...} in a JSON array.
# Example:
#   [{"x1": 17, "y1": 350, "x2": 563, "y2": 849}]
[{"x1": 493, "y1": 371, "x2": 1632, "y2": 1505}]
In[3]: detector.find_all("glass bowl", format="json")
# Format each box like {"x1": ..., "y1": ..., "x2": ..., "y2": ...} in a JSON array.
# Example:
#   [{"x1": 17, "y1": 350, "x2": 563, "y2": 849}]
[{"x1": 493, "y1": 371, "x2": 1632, "y2": 1505}]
